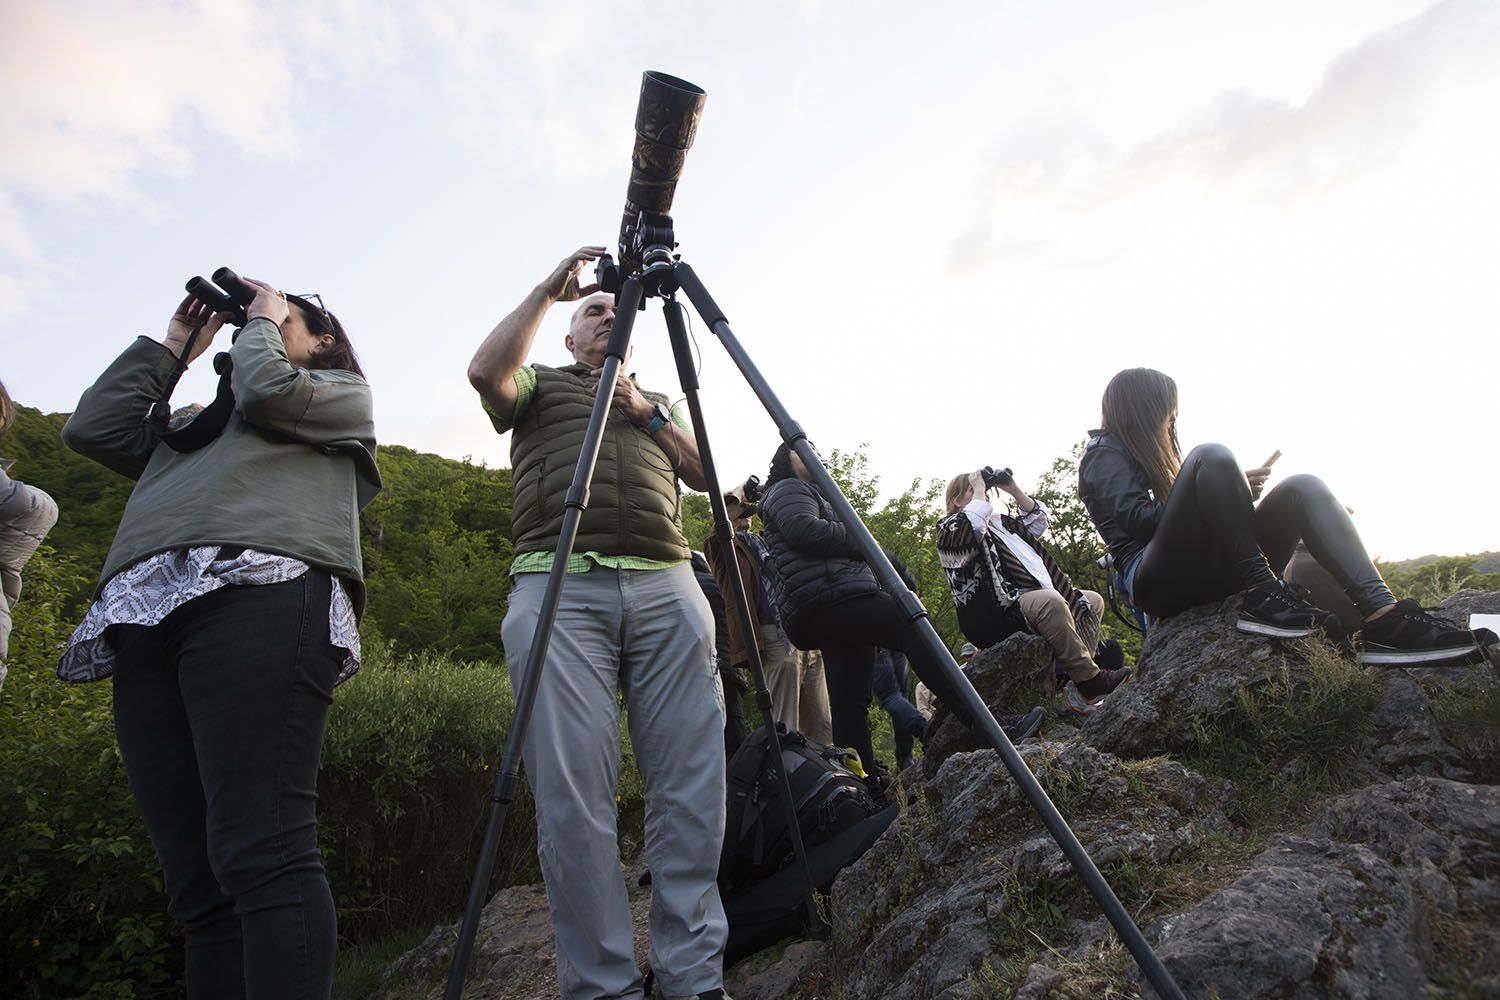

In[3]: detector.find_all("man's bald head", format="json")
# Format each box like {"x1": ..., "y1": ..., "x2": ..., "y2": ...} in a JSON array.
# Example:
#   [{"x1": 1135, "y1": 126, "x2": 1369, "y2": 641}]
[{"x1": 565, "y1": 292, "x2": 628, "y2": 368}]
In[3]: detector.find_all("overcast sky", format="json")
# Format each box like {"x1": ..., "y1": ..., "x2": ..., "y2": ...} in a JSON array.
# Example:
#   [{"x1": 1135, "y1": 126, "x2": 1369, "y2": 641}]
[{"x1": 2, "y1": 0, "x2": 1495, "y2": 561}]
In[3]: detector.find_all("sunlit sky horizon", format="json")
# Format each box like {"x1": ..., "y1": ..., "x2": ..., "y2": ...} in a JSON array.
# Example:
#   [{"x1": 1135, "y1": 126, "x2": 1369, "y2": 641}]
[{"x1": 2, "y1": 0, "x2": 1495, "y2": 562}]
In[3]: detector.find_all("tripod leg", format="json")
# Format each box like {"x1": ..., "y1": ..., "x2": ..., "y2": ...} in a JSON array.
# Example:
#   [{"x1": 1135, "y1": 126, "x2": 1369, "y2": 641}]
[
  {"x1": 672, "y1": 262, "x2": 1187, "y2": 1000},
  {"x1": 659, "y1": 295, "x2": 828, "y2": 939},
  {"x1": 445, "y1": 278, "x2": 646, "y2": 999}
]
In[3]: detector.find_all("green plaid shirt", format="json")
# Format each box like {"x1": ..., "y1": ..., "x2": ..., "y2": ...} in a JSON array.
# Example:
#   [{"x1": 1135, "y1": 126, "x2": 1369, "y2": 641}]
[{"x1": 484, "y1": 366, "x2": 690, "y2": 576}]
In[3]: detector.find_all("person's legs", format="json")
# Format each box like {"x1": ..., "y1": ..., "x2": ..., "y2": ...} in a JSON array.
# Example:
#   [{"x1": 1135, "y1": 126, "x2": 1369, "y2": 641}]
[
  {"x1": 1132, "y1": 443, "x2": 1273, "y2": 617},
  {"x1": 1254, "y1": 474, "x2": 1394, "y2": 616},
  {"x1": 1017, "y1": 590, "x2": 1100, "y2": 684},
  {"x1": 720, "y1": 665, "x2": 747, "y2": 754},
  {"x1": 168, "y1": 573, "x2": 341, "y2": 1000},
  {"x1": 619, "y1": 564, "x2": 727, "y2": 998},
  {"x1": 113, "y1": 623, "x2": 245, "y2": 999},
  {"x1": 757, "y1": 623, "x2": 800, "y2": 731},
  {"x1": 871, "y1": 648, "x2": 925, "y2": 764},
  {"x1": 794, "y1": 647, "x2": 832, "y2": 744},
  {"x1": 503, "y1": 570, "x2": 638, "y2": 1000}
]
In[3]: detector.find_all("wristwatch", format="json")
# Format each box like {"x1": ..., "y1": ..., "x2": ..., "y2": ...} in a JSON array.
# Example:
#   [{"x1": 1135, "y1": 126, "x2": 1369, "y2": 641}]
[{"x1": 644, "y1": 403, "x2": 671, "y2": 435}]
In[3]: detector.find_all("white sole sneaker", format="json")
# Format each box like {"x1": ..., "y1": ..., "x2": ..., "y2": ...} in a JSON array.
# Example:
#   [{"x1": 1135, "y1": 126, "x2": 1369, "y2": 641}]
[
  {"x1": 1236, "y1": 617, "x2": 1319, "y2": 638},
  {"x1": 1359, "y1": 643, "x2": 1479, "y2": 666}
]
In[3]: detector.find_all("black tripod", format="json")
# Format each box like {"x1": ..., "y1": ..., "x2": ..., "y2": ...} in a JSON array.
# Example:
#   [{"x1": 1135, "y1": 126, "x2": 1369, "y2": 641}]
[{"x1": 446, "y1": 225, "x2": 1186, "y2": 1000}]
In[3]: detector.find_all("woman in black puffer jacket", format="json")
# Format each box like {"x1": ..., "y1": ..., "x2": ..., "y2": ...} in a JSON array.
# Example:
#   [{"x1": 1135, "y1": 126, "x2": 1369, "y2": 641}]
[{"x1": 759, "y1": 443, "x2": 1041, "y2": 772}]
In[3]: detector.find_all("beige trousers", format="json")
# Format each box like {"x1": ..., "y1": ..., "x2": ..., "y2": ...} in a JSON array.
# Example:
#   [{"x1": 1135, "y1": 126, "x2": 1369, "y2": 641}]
[
  {"x1": 791, "y1": 645, "x2": 832, "y2": 744},
  {"x1": 1018, "y1": 589, "x2": 1104, "y2": 684}
]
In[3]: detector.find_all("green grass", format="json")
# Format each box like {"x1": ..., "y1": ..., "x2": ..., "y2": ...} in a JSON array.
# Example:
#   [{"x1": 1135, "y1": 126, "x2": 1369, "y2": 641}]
[
  {"x1": 1179, "y1": 641, "x2": 1381, "y2": 822},
  {"x1": 331, "y1": 924, "x2": 431, "y2": 1000}
]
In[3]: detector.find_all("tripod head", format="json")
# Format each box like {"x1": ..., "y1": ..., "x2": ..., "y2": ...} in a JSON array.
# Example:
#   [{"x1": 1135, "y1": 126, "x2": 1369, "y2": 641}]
[{"x1": 595, "y1": 210, "x2": 681, "y2": 300}]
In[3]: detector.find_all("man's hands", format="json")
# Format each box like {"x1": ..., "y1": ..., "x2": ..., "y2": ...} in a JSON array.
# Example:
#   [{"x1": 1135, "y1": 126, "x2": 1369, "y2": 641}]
[
  {"x1": 540, "y1": 246, "x2": 606, "y2": 303},
  {"x1": 588, "y1": 369, "x2": 654, "y2": 426},
  {"x1": 164, "y1": 294, "x2": 228, "y2": 364}
]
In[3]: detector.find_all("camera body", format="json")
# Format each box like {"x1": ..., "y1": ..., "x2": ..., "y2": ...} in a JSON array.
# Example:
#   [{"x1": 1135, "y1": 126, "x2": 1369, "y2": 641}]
[{"x1": 981, "y1": 466, "x2": 1015, "y2": 490}]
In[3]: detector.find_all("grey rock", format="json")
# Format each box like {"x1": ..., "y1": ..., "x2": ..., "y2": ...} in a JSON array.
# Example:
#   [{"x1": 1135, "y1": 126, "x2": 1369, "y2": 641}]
[
  {"x1": 1141, "y1": 777, "x2": 1500, "y2": 1000},
  {"x1": 923, "y1": 631, "x2": 1057, "y2": 775},
  {"x1": 831, "y1": 742, "x2": 1233, "y2": 1000},
  {"x1": 1081, "y1": 596, "x2": 1319, "y2": 759},
  {"x1": 375, "y1": 883, "x2": 557, "y2": 1000},
  {"x1": 1013, "y1": 962, "x2": 1065, "y2": 999},
  {"x1": 723, "y1": 940, "x2": 827, "y2": 1000},
  {"x1": 1361, "y1": 671, "x2": 1474, "y2": 781},
  {"x1": 1147, "y1": 834, "x2": 1425, "y2": 1000}
]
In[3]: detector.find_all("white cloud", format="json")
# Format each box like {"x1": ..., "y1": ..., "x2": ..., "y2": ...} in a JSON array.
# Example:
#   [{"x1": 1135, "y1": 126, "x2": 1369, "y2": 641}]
[{"x1": 952, "y1": 0, "x2": 1500, "y2": 271}]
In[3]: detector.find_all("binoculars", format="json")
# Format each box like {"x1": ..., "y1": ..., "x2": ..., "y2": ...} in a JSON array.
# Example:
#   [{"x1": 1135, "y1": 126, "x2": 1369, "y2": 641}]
[
  {"x1": 184, "y1": 267, "x2": 254, "y2": 326},
  {"x1": 981, "y1": 466, "x2": 1015, "y2": 489}
]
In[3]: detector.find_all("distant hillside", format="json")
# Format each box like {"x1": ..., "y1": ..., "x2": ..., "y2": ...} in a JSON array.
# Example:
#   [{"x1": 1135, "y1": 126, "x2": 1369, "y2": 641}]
[{"x1": 1385, "y1": 551, "x2": 1500, "y2": 574}]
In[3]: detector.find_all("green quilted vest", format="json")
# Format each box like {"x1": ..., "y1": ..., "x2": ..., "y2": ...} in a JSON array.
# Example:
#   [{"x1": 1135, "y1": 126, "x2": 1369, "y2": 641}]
[{"x1": 509, "y1": 364, "x2": 689, "y2": 561}]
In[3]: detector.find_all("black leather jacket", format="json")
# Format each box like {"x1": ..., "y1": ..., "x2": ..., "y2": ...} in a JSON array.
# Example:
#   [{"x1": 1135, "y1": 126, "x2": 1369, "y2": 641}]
[
  {"x1": 759, "y1": 478, "x2": 879, "y2": 638},
  {"x1": 1078, "y1": 429, "x2": 1166, "y2": 573}
]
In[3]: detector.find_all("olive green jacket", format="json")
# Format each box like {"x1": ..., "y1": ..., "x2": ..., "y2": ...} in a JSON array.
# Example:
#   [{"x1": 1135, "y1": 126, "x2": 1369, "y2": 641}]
[
  {"x1": 62, "y1": 319, "x2": 381, "y2": 613},
  {"x1": 509, "y1": 363, "x2": 689, "y2": 562}
]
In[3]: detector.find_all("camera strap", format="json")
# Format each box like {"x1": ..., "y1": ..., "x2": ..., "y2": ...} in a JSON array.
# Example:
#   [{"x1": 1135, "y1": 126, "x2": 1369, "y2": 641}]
[{"x1": 160, "y1": 352, "x2": 236, "y2": 453}]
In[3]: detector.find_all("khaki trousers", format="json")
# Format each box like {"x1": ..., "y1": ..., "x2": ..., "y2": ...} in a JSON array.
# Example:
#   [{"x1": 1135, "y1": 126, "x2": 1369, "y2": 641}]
[{"x1": 1018, "y1": 589, "x2": 1104, "y2": 684}]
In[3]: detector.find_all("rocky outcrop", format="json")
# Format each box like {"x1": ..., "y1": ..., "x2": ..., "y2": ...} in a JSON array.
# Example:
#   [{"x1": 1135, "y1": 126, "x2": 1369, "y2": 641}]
[
  {"x1": 1143, "y1": 778, "x2": 1500, "y2": 1000},
  {"x1": 828, "y1": 743, "x2": 1234, "y2": 1000},
  {"x1": 379, "y1": 589, "x2": 1500, "y2": 999},
  {"x1": 921, "y1": 631, "x2": 1058, "y2": 774},
  {"x1": 1079, "y1": 594, "x2": 1320, "y2": 759}
]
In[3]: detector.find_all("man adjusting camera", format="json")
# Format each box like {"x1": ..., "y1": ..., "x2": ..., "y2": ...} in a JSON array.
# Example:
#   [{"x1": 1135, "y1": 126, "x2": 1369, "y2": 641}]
[
  {"x1": 468, "y1": 246, "x2": 729, "y2": 1000},
  {"x1": 939, "y1": 467, "x2": 1132, "y2": 714}
]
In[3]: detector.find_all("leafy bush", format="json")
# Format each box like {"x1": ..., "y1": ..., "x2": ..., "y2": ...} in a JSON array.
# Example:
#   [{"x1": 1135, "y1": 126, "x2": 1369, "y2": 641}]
[
  {"x1": 0, "y1": 547, "x2": 179, "y2": 998},
  {"x1": 320, "y1": 639, "x2": 535, "y2": 941}
]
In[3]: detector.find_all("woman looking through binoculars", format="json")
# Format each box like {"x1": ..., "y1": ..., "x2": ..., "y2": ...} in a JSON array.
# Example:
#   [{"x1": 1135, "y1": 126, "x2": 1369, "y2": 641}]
[{"x1": 59, "y1": 276, "x2": 380, "y2": 998}]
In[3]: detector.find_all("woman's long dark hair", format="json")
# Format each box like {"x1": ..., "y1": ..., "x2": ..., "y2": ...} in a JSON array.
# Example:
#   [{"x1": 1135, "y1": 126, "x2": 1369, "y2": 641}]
[
  {"x1": 289, "y1": 295, "x2": 365, "y2": 378},
  {"x1": 765, "y1": 441, "x2": 797, "y2": 489},
  {"x1": 1101, "y1": 367, "x2": 1181, "y2": 500}
]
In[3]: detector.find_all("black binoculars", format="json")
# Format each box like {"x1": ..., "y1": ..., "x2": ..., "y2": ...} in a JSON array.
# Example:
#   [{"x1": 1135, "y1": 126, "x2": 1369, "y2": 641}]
[
  {"x1": 981, "y1": 466, "x2": 1015, "y2": 489},
  {"x1": 184, "y1": 267, "x2": 255, "y2": 326}
]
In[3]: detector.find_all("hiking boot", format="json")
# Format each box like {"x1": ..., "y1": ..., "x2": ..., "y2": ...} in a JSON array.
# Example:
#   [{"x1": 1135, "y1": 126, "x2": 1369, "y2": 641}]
[
  {"x1": 1062, "y1": 682, "x2": 1104, "y2": 716},
  {"x1": 1236, "y1": 580, "x2": 1341, "y2": 639},
  {"x1": 1076, "y1": 665, "x2": 1132, "y2": 701},
  {"x1": 1358, "y1": 599, "x2": 1484, "y2": 666},
  {"x1": 999, "y1": 706, "x2": 1045, "y2": 742}
]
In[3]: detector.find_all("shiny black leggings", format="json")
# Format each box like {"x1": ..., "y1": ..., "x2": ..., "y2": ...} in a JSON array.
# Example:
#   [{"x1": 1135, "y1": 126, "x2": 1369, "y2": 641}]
[{"x1": 1131, "y1": 443, "x2": 1394, "y2": 619}]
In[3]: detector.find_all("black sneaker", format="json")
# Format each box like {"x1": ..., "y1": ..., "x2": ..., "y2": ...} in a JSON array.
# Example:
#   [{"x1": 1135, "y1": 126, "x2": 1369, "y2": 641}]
[
  {"x1": 1236, "y1": 580, "x2": 1340, "y2": 639},
  {"x1": 1076, "y1": 665, "x2": 1132, "y2": 701},
  {"x1": 999, "y1": 706, "x2": 1045, "y2": 742},
  {"x1": 1358, "y1": 599, "x2": 1483, "y2": 666}
]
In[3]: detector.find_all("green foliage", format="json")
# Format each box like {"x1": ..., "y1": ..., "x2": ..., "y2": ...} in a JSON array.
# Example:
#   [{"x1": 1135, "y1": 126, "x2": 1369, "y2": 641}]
[
  {"x1": 1, "y1": 547, "x2": 180, "y2": 998},
  {"x1": 1377, "y1": 554, "x2": 1500, "y2": 606},
  {"x1": 359, "y1": 446, "x2": 515, "y2": 662},
  {"x1": 682, "y1": 491, "x2": 714, "y2": 552},
  {"x1": 319, "y1": 640, "x2": 531, "y2": 940}
]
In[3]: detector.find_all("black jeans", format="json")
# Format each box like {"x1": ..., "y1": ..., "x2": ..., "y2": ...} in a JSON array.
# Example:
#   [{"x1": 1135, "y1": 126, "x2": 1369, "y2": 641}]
[
  {"x1": 112, "y1": 571, "x2": 341, "y2": 1000},
  {"x1": 1132, "y1": 443, "x2": 1393, "y2": 619},
  {"x1": 791, "y1": 593, "x2": 974, "y2": 771}
]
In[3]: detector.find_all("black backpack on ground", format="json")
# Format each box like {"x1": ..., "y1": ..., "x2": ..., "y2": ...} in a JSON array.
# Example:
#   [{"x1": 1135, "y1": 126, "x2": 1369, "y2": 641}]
[
  {"x1": 717, "y1": 723, "x2": 896, "y2": 966},
  {"x1": 718, "y1": 724, "x2": 885, "y2": 897}
]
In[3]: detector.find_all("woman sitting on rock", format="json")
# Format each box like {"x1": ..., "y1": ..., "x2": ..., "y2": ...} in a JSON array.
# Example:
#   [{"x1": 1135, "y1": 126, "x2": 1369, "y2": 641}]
[
  {"x1": 1077, "y1": 367, "x2": 1485, "y2": 665},
  {"x1": 758, "y1": 441, "x2": 1044, "y2": 778}
]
